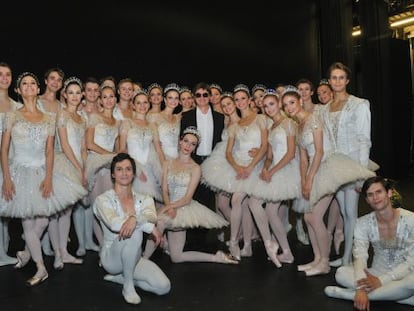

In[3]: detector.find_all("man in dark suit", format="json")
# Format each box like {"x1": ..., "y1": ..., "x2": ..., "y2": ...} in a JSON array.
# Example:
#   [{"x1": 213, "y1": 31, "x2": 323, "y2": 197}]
[{"x1": 180, "y1": 82, "x2": 225, "y2": 246}]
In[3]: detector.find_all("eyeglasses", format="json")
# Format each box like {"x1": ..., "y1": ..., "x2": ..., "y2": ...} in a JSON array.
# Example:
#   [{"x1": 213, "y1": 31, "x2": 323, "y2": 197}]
[{"x1": 195, "y1": 92, "x2": 209, "y2": 98}]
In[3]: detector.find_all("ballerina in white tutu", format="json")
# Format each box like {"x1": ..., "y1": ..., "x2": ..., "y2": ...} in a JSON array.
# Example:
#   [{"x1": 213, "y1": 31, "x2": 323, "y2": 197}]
[
  {"x1": 84, "y1": 85, "x2": 120, "y2": 252},
  {"x1": 254, "y1": 90, "x2": 301, "y2": 264},
  {"x1": 0, "y1": 62, "x2": 21, "y2": 266},
  {"x1": 143, "y1": 126, "x2": 237, "y2": 264},
  {"x1": 0, "y1": 72, "x2": 86, "y2": 286},
  {"x1": 118, "y1": 90, "x2": 164, "y2": 202},
  {"x1": 281, "y1": 86, "x2": 375, "y2": 276},
  {"x1": 48, "y1": 77, "x2": 88, "y2": 269}
]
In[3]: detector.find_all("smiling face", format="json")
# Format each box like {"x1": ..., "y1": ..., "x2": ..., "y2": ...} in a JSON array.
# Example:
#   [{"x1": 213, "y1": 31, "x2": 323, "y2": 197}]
[
  {"x1": 100, "y1": 86, "x2": 116, "y2": 110},
  {"x1": 0, "y1": 65, "x2": 12, "y2": 91},
  {"x1": 282, "y1": 93, "x2": 301, "y2": 117},
  {"x1": 164, "y1": 90, "x2": 180, "y2": 109},
  {"x1": 365, "y1": 182, "x2": 393, "y2": 212},
  {"x1": 234, "y1": 90, "x2": 250, "y2": 111},
  {"x1": 263, "y1": 95, "x2": 280, "y2": 118},
  {"x1": 133, "y1": 94, "x2": 150, "y2": 114},
  {"x1": 64, "y1": 83, "x2": 83, "y2": 108},
  {"x1": 220, "y1": 96, "x2": 236, "y2": 116},
  {"x1": 179, "y1": 133, "x2": 198, "y2": 155},
  {"x1": 112, "y1": 159, "x2": 135, "y2": 186},
  {"x1": 328, "y1": 68, "x2": 349, "y2": 93},
  {"x1": 317, "y1": 84, "x2": 333, "y2": 105}
]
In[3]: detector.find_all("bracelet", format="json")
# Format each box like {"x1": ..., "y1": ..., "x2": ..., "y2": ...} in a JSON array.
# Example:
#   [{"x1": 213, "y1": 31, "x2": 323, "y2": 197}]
[{"x1": 127, "y1": 214, "x2": 137, "y2": 220}]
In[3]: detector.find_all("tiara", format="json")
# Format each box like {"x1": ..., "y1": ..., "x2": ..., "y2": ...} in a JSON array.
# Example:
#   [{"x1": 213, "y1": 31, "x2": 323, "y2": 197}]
[
  {"x1": 63, "y1": 76, "x2": 83, "y2": 91},
  {"x1": 179, "y1": 86, "x2": 192, "y2": 95},
  {"x1": 281, "y1": 85, "x2": 301, "y2": 97},
  {"x1": 319, "y1": 78, "x2": 329, "y2": 86},
  {"x1": 233, "y1": 84, "x2": 250, "y2": 96},
  {"x1": 134, "y1": 89, "x2": 148, "y2": 97},
  {"x1": 209, "y1": 83, "x2": 223, "y2": 93},
  {"x1": 220, "y1": 92, "x2": 233, "y2": 100},
  {"x1": 16, "y1": 72, "x2": 39, "y2": 88},
  {"x1": 147, "y1": 83, "x2": 163, "y2": 93},
  {"x1": 262, "y1": 88, "x2": 278, "y2": 98},
  {"x1": 164, "y1": 83, "x2": 180, "y2": 95},
  {"x1": 183, "y1": 126, "x2": 201, "y2": 142},
  {"x1": 252, "y1": 84, "x2": 267, "y2": 94}
]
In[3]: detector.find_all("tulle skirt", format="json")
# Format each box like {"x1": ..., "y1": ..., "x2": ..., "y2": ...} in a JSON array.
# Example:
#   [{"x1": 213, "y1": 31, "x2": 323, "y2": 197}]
[
  {"x1": 132, "y1": 162, "x2": 162, "y2": 202},
  {"x1": 85, "y1": 153, "x2": 116, "y2": 191},
  {"x1": 201, "y1": 147, "x2": 263, "y2": 195},
  {"x1": 0, "y1": 164, "x2": 88, "y2": 218},
  {"x1": 159, "y1": 200, "x2": 228, "y2": 230},
  {"x1": 292, "y1": 153, "x2": 376, "y2": 213},
  {"x1": 251, "y1": 161, "x2": 301, "y2": 202}
]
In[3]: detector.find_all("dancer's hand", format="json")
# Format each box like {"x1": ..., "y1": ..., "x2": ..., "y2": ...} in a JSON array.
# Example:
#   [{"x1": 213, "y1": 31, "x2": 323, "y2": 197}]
[
  {"x1": 40, "y1": 177, "x2": 54, "y2": 199},
  {"x1": 248, "y1": 147, "x2": 259, "y2": 158},
  {"x1": 2, "y1": 178, "x2": 15, "y2": 201},
  {"x1": 354, "y1": 289, "x2": 370, "y2": 311},
  {"x1": 302, "y1": 179, "x2": 312, "y2": 200},
  {"x1": 260, "y1": 168, "x2": 271, "y2": 182},
  {"x1": 149, "y1": 227, "x2": 163, "y2": 247},
  {"x1": 139, "y1": 171, "x2": 147, "y2": 182},
  {"x1": 357, "y1": 269, "x2": 382, "y2": 292},
  {"x1": 119, "y1": 215, "x2": 137, "y2": 239}
]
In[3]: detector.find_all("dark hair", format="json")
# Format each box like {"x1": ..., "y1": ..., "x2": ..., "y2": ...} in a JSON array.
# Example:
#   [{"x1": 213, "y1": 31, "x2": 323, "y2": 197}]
[
  {"x1": 110, "y1": 153, "x2": 136, "y2": 183},
  {"x1": 44, "y1": 67, "x2": 65, "y2": 81},
  {"x1": 296, "y1": 78, "x2": 314, "y2": 92},
  {"x1": 361, "y1": 176, "x2": 403, "y2": 208},
  {"x1": 192, "y1": 82, "x2": 211, "y2": 95}
]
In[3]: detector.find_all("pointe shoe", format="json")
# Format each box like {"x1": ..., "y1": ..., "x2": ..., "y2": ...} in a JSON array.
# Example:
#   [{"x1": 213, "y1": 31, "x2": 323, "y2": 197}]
[
  {"x1": 62, "y1": 254, "x2": 83, "y2": 265},
  {"x1": 277, "y1": 251, "x2": 294, "y2": 264},
  {"x1": 85, "y1": 243, "x2": 100, "y2": 252},
  {"x1": 324, "y1": 286, "x2": 352, "y2": 299},
  {"x1": 14, "y1": 251, "x2": 30, "y2": 269},
  {"x1": 264, "y1": 240, "x2": 282, "y2": 268},
  {"x1": 240, "y1": 242, "x2": 252, "y2": 257},
  {"x1": 333, "y1": 230, "x2": 344, "y2": 255},
  {"x1": 305, "y1": 261, "x2": 330, "y2": 276},
  {"x1": 229, "y1": 240, "x2": 241, "y2": 261},
  {"x1": 122, "y1": 288, "x2": 141, "y2": 305},
  {"x1": 297, "y1": 261, "x2": 316, "y2": 272},
  {"x1": 214, "y1": 250, "x2": 239, "y2": 264},
  {"x1": 53, "y1": 256, "x2": 64, "y2": 270},
  {"x1": 26, "y1": 270, "x2": 49, "y2": 287},
  {"x1": 76, "y1": 248, "x2": 86, "y2": 257}
]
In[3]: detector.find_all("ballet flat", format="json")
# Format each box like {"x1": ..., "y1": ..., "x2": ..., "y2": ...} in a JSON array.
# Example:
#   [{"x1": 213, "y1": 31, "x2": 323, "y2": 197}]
[
  {"x1": 26, "y1": 273, "x2": 48, "y2": 287},
  {"x1": 240, "y1": 243, "x2": 252, "y2": 257},
  {"x1": 305, "y1": 264, "x2": 330, "y2": 277},
  {"x1": 62, "y1": 257, "x2": 83, "y2": 265},
  {"x1": 229, "y1": 240, "x2": 241, "y2": 261}
]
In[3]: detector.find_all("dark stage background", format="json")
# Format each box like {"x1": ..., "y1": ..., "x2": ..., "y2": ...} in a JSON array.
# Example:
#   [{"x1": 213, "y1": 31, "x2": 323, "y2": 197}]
[{"x1": 2, "y1": 1, "x2": 320, "y2": 93}]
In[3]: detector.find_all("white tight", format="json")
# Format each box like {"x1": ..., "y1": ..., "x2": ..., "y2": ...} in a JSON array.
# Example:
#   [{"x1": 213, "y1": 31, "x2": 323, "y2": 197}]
[
  {"x1": 303, "y1": 196, "x2": 331, "y2": 263},
  {"x1": 48, "y1": 207, "x2": 74, "y2": 258},
  {"x1": 265, "y1": 201, "x2": 291, "y2": 252},
  {"x1": 21, "y1": 217, "x2": 49, "y2": 265},
  {"x1": 336, "y1": 185, "x2": 359, "y2": 265},
  {"x1": 101, "y1": 229, "x2": 170, "y2": 295},
  {"x1": 332, "y1": 266, "x2": 414, "y2": 305}
]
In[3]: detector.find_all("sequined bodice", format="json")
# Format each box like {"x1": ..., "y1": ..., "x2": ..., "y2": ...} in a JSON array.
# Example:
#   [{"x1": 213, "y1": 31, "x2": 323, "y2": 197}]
[
  {"x1": 93, "y1": 118, "x2": 119, "y2": 152},
  {"x1": 66, "y1": 118, "x2": 86, "y2": 163},
  {"x1": 158, "y1": 121, "x2": 180, "y2": 159},
  {"x1": 328, "y1": 110, "x2": 342, "y2": 142},
  {"x1": 221, "y1": 128, "x2": 229, "y2": 141},
  {"x1": 127, "y1": 125, "x2": 154, "y2": 164},
  {"x1": 9, "y1": 112, "x2": 53, "y2": 167},
  {"x1": 298, "y1": 114, "x2": 332, "y2": 161},
  {"x1": 167, "y1": 168, "x2": 191, "y2": 202},
  {"x1": 268, "y1": 119, "x2": 295, "y2": 164},
  {"x1": 233, "y1": 117, "x2": 262, "y2": 165}
]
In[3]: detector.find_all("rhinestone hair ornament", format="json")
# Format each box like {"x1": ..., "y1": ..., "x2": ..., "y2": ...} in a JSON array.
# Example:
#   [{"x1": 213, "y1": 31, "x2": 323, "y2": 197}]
[
  {"x1": 220, "y1": 92, "x2": 234, "y2": 100},
  {"x1": 233, "y1": 84, "x2": 250, "y2": 96},
  {"x1": 182, "y1": 126, "x2": 201, "y2": 143},
  {"x1": 16, "y1": 72, "x2": 40, "y2": 89},
  {"x1": 319, "y1": 78, "x2": 329, "y2": 86},
  {"x1": 209, "y1": 83, "x2": 223, "y2": 93},
  {"x1": 281, "y1": 85, "x2": 301, "y2": 97},
  {"x1": 179, "y1": 86, "x2": 192, "y2": 95},
  {"x1": 252, "y1": 84, "x2": 267, "y2": 94},
  {"x1": 147, "y1": 83, "x2": 163, "y2": 94},
  {"x1": 262, "y1": 88, "x2": 279, "y2": 99},
  {"x1": 63, "y1": 76, "x2": 83, "y2": 91},
  {"x1": 163, "y1": 83, "x2": 180, "y2": 95}
]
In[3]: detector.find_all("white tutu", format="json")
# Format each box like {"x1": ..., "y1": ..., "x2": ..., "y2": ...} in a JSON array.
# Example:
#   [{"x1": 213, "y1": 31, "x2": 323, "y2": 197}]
[
  {"x1": 293, "y1": 153, "x2": 376, "y2": 213},
  {"x1": 54, "y1": 152, "x2": 83, "y2": 184},
  {"x1": 0, "y1": 164, "x2": 88, "y2": 218},
  {"x1": 251, "y1": 161, "x2": 301, "y2": 202},
  {"x1": 133, "y1": 161, "x2": 162, "y2": 202},
  {"x1": 159, "y1": 199, "x2": 229, "y2": 230},
  {"x1": 85, "y1": 153, "x2": 116, "y2": 191}
]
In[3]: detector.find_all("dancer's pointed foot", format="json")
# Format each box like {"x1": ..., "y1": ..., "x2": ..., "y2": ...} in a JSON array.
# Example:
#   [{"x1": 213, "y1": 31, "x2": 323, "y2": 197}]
[
  {"x1": 122, "y1": 286, "x2": 141, "y2": 305},
  {"x1": 240, "y1": 242, "x2": 252, "y2": 257},
  {"x1": 277, "y1": 251, "x2": 294, "y2": 264},
  {"x1": 214, "y1": 250, "x2": 239, "y2": 264},
  {"x1": 265, "y1": 240, "x2": 281, "y2": 268},
  {"x1": 305, "y1": 260, "x2": 330, "y2": 276},
  {"x1": 229, "y1": 240, "x2": 241, "y2": 261},
  {"x1": 53, "y1": 255, "x2": 64, "y2": 270},
  {"x1": 297, "y1": 259, "x2": 319, "y2": 271},
  {"x1": 62, "y1": 254, "x2": 83, "y2": 265},
  {"x1": 14, "y1": 250, "x2": 30, "y2": 269}
]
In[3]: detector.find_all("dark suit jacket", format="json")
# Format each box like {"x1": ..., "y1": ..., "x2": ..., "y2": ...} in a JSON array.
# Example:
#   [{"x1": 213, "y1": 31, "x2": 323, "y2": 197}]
[{"x1": 180, "y1": 106, "x2": 225, "y2": 152}]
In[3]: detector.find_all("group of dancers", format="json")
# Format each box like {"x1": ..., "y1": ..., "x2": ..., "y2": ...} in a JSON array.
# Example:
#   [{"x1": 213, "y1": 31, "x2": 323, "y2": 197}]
[{"x1": 0, "y1": 60, "x2": 413, "y2": 309}]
